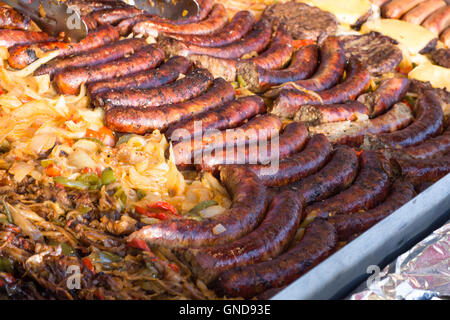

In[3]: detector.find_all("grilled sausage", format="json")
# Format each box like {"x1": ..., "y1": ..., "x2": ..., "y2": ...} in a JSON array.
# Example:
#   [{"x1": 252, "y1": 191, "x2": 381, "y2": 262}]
[
  {"x1": 285, "y1": 146, "x2": 359, "y2": 205},
  {"x1": 89, "y1": 6, "x2": 143, "y2": 25},
  {"x1": 294, "y1": 101, "x2": 370, "y2": 125},
  {"x1": 174, "y1": 0, "x2": 214, "y2": 24},
  {"x1": 357, "y1": 77, "x2": 410, "y2": 117},
  {"x1": 237, "y1": 44, "x2": 319, "y2": 92},
  {"x1": 248, "y1": 134, "x2": 332, "y2": 187},
  {"x1": 0, "y1": 7, "x2": 31, "y2": 30},
  {"x1": 34, "y1": 38, "x2": 147, "y2": 78},
  {"x1": 94, "y1": 68, "x2": 214, "y2": 109},
  {"x1": 132, "y1": 4, "x2": 228, "y2": 36},
  {"x1": 127, "y1": 166, "x2": 268, "y2": 248},
  {"x1": 303, "y1": 151, "x2": 392, "y2": 223},
  {"x1": 440, "y1": 27, "x2": 450, "y2": 46},
  {"x1": 105, "y1": 78, "x2": 235, "y2": 134},
  {"x1": 0, "y1": 30, "x2": 52, "y2": 49},
  {"x1": 163, "y1": 10, "x2": 255, "y2": 47},
  {"x1": 370, "y1": 90, "x2": 444, "y2": 148},
  {"x1": 166, "y1": 95, "x2": 266, "y2": 139},
  {"x1": 8, "y1": 25, "x2": 119, "y2": 69},
  {"x1": 161, "y1": 19, "x2": 272, "y2": 59},
  {"x1": 67, "y1": 0, "x2": 129, "y2": 15},
  {"x1": 241, "y1": 23, "x2": 293, "y2": 70},
  {"x1": 215, "y1": 219, "x2": 337, "y2": 299},
  {"x1": 173, "y1": 114, "x2": 282, "y2": 166},
  {"x1": 309, "y1": 102, "x2": 414, "y2": 146},
  {"x1": 54, "y1": 45, "x2": 164, "y2": 95},
  {"x1": 179, "y1": 190, "x2": 302, "y2": 284},
  {"x1": 402, "y1": 0, "x2": 446, "y2": 25},
  {"x1": 382, "y1": 0, "x2": 427, "y2": 19},
  {"x1": 88, "y1": 55, "x2": 191, "y2": 95},
  {"x1": 394, "y1": 154, "x2": 450, "y2": 185},
  {"x1": 422, "y1": 5, "x2": 450, "y2": 35},
  {"x1": 271, "y1": 90, "x2": 322, "y2": 119},
  {"x1": 328, "y1": 179, "x2": 416, "y2": 241},
  {"x1": 199, "y1": 121, "x2": 309, "y2": 171}
]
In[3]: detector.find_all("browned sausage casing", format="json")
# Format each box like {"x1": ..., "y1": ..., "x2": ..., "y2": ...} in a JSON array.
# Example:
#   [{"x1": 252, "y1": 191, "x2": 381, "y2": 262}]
[
  {"x1": 303, "y1": 151, "x2": 392, "y2": 222},
  {"x1": 237, "y1": 44, "x2": 319, "y2": 92},
  {"x1": 373, "y1": 90, "x2": 444, "y2": 148},
  {"x1": 328, "y1": 179, "x2": 416, "y2": 241},
  {"x1": 382, "y1": 0, "x2": 426, "y2": 19},
  {"x1": 88, "y1": 55, "x2": 191, "y2": 95},
  {"x1": 402, "y1": 0, "x2": 447, "y2": 25},
  {"x1": 395, "y1": 154, "x2": 450, "y2": 186},
  {"x1": 294, "y1": 101, "x2": 370, "y2": 125},
  {"x1": 0, "y1": 30, "x2": 52, "y2": 49},
  {"x1": 127, "y1": 166, "x2": 268, "y2": 248},
  {"x1": 163, "y1": 10, "x2": 255, "y2": 47},
  {"x1": 105, "y1": 78, "x2": 235, "y2": 134},
  {"x1": 179, "y1": 190, "x2": 302, "y2": 284},
  {"x1": 89, "y1": 7, "x2": 143, "y2": 25},
  {"x1": 357, "y1": 77, "x2": 410, "y2": 117},
  {"x1": 173, "y1": 114, "x2": 282, "y2": 166},
  {"x1": 215, "y1": 219, "x2": 337, "y2": 299},
  {"x1": 132, "y1": 4, "x2": 228, "y2": 36},
  {"x1": 285, "y1": 145, "x2": 359, "y2": 205},
  {"x1": 167, "y1": 95, "x2": 266, "y2": 139},
  {"x1": 421, "y1": 5, "x2": 450, "y2": 35},
  {"x1": 94, "y1": 68, "x2": 214, "y2": 109},
  {"x1": 0, "y1": 7, "x2": 31, "y2": 30},
  {"x1": 199, "y1": 121, "x2": 309, "y2": 171},
  {"x1": 162, "y1": 19, "x2": 272, "y2": 59},
  {"x1": 8, "y1": 25, "x2": 119, "y2": 70}
]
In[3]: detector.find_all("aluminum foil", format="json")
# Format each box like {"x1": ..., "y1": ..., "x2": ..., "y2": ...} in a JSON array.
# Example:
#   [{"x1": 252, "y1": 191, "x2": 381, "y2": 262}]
[{"x1": 350, "y1": 221, "x2": 450, "y2": 300}]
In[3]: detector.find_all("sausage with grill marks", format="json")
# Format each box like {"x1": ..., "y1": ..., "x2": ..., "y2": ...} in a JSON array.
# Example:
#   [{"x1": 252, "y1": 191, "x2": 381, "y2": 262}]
[
  {"x1": 0, "y1": 30, "x2": 52, "y2": 49},
  {"x1": 368, "y1": 90, "x2": 444, "y2": 149},
  {"x1": 166, "y1": 95, "x2": 266, "y2": 139},
  {"x1": 173, "y1": 114, "x2": 282, "y2": 166},
  {"x1": 8, "y1": 25, "x2": 119, "y2": 70},
  {"x1": 328, "y1": 179, "x2": 416, "y2": 241},
  {"x1": 132, "y1": 4, "x2": 228, "y2": 36},
  {"x1": 284, "y1": 145, "x2": 359, "y2": 205},
  {"x1": 88, "y1": 55, "x2": 191, "y2": 95},
  {"x1": 94, "y1": 68, "x2": 214, "y2": 109},
  {"x1": 127, "y1": 166, "x2": 268, "y2": 248},
  {"x1": 54, "y1": 45, "x2": 164, "y2": 95},
  {"x1": 179, "y1": 190, "x2": 302, "y2": 284},
  {"x1": 161, "y1": 18, "x2": 272, "y2": 59},
  {"x1": 0, "y1": 7, "x2": 31, "y2": 30},
  {"x1": 294, "y1": 101, "x2": 370, "y2": 125},
  {"x1": 34, "y1": 38, "x2": 147, "y2": 78},
  {"x1": 357, "y1": 77, "x2": 410, "y2": 117},
  {"x1": 303, "y1": 151, "x2": 392, "y2": 224},
  {"x1": 214, "y1": 219, "x2": 337, "y2": 299},
  {"x1": 199, "y1": 121, "x2": 309, "y2": 171},
  {"x1": 163, "y1": 10, "x2": 255, "y2": 47},
  {"x1": 248, "y1": 134, "x2": 332, "y2": 187},
  {"x1": 105, "y1": 78, "x2": 234, "y2": 134}
]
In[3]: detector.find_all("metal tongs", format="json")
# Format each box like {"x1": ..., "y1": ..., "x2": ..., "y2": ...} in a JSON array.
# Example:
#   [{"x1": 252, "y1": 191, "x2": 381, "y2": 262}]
[{"x1": 2, "y1": 0, "x2": 199, "y2": 42}]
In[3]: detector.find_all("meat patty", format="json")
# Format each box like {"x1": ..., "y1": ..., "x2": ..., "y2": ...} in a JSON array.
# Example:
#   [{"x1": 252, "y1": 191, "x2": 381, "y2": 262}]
[
  {"x1": 261, "y1": 1, "x2": 338, "y2": 43},
  {"x1": 338, "y1": 32, "x2": 403, "y2": 75},
  {"x1": 430, "y1": 48, "x2": 450, "y2": 68}
]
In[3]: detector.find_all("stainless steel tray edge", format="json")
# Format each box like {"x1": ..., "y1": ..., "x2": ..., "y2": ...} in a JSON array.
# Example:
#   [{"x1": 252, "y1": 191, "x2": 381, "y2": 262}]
[{"x1": 272, "y1": 173, "x2": 450, "y2": 300}]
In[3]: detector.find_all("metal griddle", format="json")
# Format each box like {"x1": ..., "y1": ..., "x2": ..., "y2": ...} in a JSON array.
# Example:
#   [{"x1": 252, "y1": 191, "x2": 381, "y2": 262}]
[{"x1": 272, "y1": 173, "x2": 450, "y2": 300}]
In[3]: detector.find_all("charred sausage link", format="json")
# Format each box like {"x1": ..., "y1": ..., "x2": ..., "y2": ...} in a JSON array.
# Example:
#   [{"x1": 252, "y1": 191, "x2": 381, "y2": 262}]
[
  {"x1": 132, "y1": 4, "x2": 228, "y2": 36},
  {"x1": 394, "y1": 154, "x2": 450, "y2": 186},
  {"x1": 303, "y1": 151, "x2": 392, "y2": 223},
  {"x1": 214, "y1": 219, "x2": 337, "y2": 299},
  {"x1": 237, "y1": 44, "x2": 319, "y2": 92},
  {"x1": 105, "y1": 78, "x2": 235, "y2": 134},
  {"x1": 294, "y1": 101, "x2": 370, "y2": 125},
  {"x1": 94, "y1": 68, "x2": 214, "y2": 109},
  {"x1": 8, "y1": 25, "x2": 119, "y2": 70},
  {"x1": 248, "y1": 134, "x2": 332, "y2": 187},
  {"x1": 34, "y1": 38, "x2": 147, "y2": 78},
  {"x1": 89, "y1": 7, "x2": 143, "y2": 25},
  {"x1": 88, "y1": 56, "x2": 191, "y2": 95},
  {"x1": 127, "y1": 166, "x2": 268, "y2": 248},
  {"x1": 285, "y1": 145, "x2": 359, "y2": 205},
  {"x1": 179, "y1": 190, "x2": 302, "y2": 284},
  {"x1": 357, "y1": 77, "x2": 410, "y2": 117},
  {"x1": 0, "y1": 7, "x2": 31, "y2": 30},
  {"x1": 328, "y1": 179, "x2": 416, "y2": 241},
  {"x1": 163, "y1": 10, "x2": 255, "y2": 47},
  {"x1": 0, "y1": 30, "x2": 52, "y2": 49}
]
